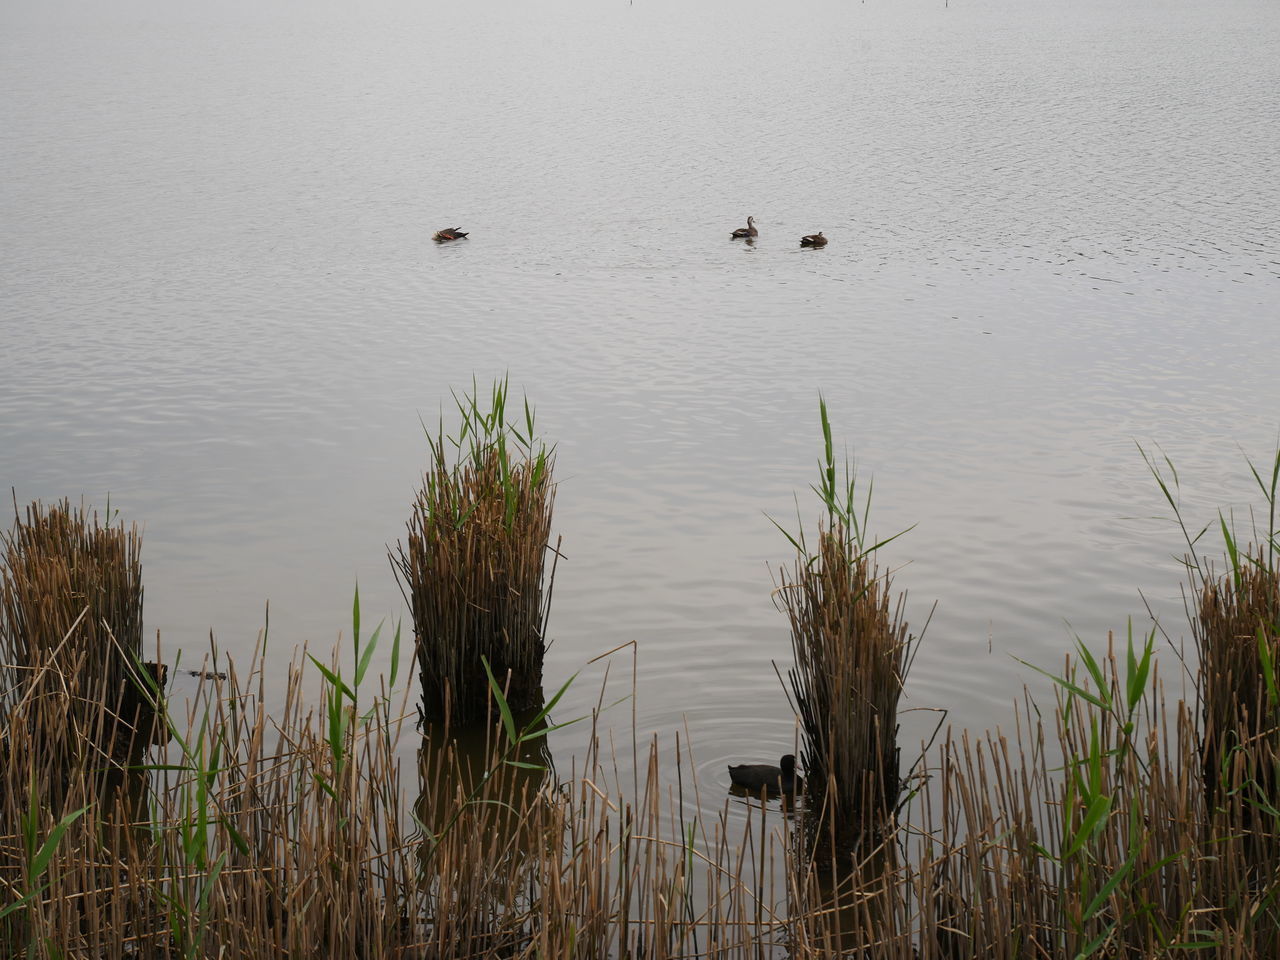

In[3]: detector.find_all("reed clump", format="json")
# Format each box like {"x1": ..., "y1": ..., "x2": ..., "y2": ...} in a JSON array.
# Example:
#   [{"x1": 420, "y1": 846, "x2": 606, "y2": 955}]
[
  {"x1": 394, "y1": 380, "x2": 557, "y2": 727},
  {"x1": 1191, "y1": 520, "x2": 1280, "y2": 904},
  {"x1": 5, "y1": 447, "x2": 1279, "y2": 959},
  {"x1": 0, "y1": 499, "x2": 162, "y2": 798},
  {"x1": 0, "y1": 500, "x2": 158, "y2": 950},
  {"x1": 9, "y1": 615, "x2": 1279, "y2": 959},
  {"x1": 1, "y1": 498, "x2": 143, "y2": 698},
  {"x1": 1143, "y1": 443, "x2": 1280, "y2": 883},
  {"x1": 1195, "y1": 552, "x2": 1280, "y2": 815},
  {"x1": 786, "y1": 626, "x2": 1280, "y2": 958},
  {"x1": 779, "y1": 530, "x2": 912, "y2": 849},
  {"x1": 775, "y1": 400, "x2": 918, "y2": 854},
  {"x1": 779, "y1": 442, "x2": 1280, "y2": 956},
  {"x1": 2, "y1": 611, "x2": 798, "y2": 959}
]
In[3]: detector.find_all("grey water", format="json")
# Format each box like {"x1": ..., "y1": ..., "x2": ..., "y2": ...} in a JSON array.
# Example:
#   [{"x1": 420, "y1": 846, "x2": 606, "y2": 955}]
[{"x1": 3, "y1": 0, "x2": 1279, "y2": 810}]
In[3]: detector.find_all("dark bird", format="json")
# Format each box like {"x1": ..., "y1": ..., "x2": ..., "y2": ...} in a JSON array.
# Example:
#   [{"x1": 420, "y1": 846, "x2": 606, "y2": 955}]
[
  {"x1": 433, "y1": 227, "x2": 469, "y2": 243},
  {"x1": 800, "y1": 232, "x2": 827, "y2": 247},
  {"x1": 731, "y1": 216, "x2": 758, "y2": 239},
  {"x1": 728, "y1": 754, "x2": 803, "y2": 795}
]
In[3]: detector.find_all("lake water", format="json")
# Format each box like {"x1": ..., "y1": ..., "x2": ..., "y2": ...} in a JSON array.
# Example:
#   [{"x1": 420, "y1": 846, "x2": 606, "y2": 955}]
[{"x1": 3, "y1": 0, "x2": 1278, "y2": 810}]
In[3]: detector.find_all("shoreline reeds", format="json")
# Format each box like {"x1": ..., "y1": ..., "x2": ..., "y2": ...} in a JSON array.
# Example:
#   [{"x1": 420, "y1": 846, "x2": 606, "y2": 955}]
[{"x1": 3, "y1": 446, "x2": 1278, "y2": 959}]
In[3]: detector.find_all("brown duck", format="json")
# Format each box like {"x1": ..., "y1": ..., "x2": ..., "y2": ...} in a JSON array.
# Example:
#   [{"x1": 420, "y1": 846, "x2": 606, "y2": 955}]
[
  {"x1": 433, "y1": 227, "x2": 469, "y2": 243},
  {"x1": 800, "y1": 232, "x2": 827, "y2": 247},
  {"x1": 730, "y1": 216, "x2": 758, "y2": 239}
]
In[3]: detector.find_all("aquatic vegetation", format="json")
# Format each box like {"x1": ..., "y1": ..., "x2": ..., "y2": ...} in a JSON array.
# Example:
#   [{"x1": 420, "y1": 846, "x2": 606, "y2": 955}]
[
  {"x1": 393, "y1": 378, "x2": 558, "y2": 726},
  {"x1": 1147, "y1": 444, "x2": 1280, "y2": 878},
  {"x1": 774, "y1": 398, "x2": 921, "y2": 854},
  {"x1": 2, "y1": 443, "x2": 1278, "y2": 958},
  {"x1": 1, "y1": 498, "x2": 143, "y2": 698},
  {"x1": 0, "y1": 587, "x2": 794, "y2": 958},
  {"x1": 0, "y1": 498, "x2": 161, "y2": 804}
]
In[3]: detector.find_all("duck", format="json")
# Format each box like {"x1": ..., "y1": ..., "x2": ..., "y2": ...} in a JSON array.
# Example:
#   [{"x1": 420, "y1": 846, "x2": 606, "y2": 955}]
[
  {"x1": 433, "y1": 227, "x2": 469, "y2": 243},
  {"x1": 731, "y1": 216, "x2": 758, "y2": 239},
  {"x1": 728, "y1": 754, "x2": 803, "y2": 795},
  {"x1": 800, "y1": 232, "x2": 827, "y2": 247}
]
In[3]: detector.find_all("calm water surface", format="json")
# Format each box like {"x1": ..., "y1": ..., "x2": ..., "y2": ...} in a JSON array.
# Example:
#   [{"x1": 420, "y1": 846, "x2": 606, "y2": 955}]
[{"x1": 3, "y1": 0, "x2": 1279, "y2": 814}]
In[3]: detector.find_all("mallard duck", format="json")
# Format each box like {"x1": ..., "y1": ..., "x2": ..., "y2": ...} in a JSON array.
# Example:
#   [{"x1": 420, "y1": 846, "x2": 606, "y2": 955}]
[
  {"x1": 800, "y1": 232, "x2": 827, "y2": 247},
  {"x1": 731, "y1": 216, "x2": 758, "y2": 239},
  {"x1": 728, "y1": 754, "x2": 803, "y2": 795},
  {"x1": 433, "y1": 227, "x2": 469, "y2": 243}
]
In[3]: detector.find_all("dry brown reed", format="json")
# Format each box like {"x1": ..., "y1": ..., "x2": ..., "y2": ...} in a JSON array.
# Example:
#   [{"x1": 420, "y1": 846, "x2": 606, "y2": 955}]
[
  {"x1": 1195, "y1": 551, "x2": 1280, "y2": 802},
  {"x1": 2, "y1": 632, "x2": 799, "y2": 959},
  {"x1": 774, "y1": 437, "x2": 1280, "y2": 957},
  {"x1": 786, "y1": 630, "x2": 1279, "y2": 959},
  {"x1": 1, "y1": 498, "x2": 143, "y2": 697},
  {"x1": 0, "y1": 499, "x2": 160, "y2": 807},
  {"x1": 778, "y1": 526, "x2": 914, "y2": 854},
  {"x1": 5, "y1": 585, "x2": 1280, "y2": 957},
  {"x1": 773, "y1": 399, "x2": 918, "y2": 856},
  {"x1": 394, "y1": 382, "x2": 557, "y2": 727},
  {"x1": 6, "y1": 444, "x2": 1278, "y2": 959}
]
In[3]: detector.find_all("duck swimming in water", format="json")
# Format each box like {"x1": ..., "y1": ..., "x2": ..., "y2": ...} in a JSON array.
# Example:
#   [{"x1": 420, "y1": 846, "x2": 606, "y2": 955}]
[
  {"x1": 728, "y1": 754, "x2": 803, "y2": 795},
  {"x1": 800, "y1": 232, "x2": 827, "y2": 247},
  {"x1": 433, "y1": 227, "x2": 469, "y2": 243},
  {"x1": 731, "y1": 216, "x2": 758, "y2": 239}
]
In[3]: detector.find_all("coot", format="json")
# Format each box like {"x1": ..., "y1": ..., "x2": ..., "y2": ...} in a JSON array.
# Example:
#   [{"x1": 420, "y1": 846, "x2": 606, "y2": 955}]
[{"x1": 727, "y1": 754, "x2": 802, "y2": 795}]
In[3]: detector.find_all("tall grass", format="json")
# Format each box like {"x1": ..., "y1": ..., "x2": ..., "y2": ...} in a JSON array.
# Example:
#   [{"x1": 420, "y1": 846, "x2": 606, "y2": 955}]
[
  {"x1": 2, "y1": 601, "x2": 799, "y2": 958},
  {"x1": 5, "y1": 445, "x2": 1280, "y2": 959},
  {"x1": 774, "y1": 399, "x2": 920, "y2": 853},
  {"x1": 1197, "y1": 554, "x2": 1280, "y2": 818},
  {"x1": 1143, "y1": 446, "x2": 1280, "y2": 830},
  {"x1": 0, "y1": 498, "x2": 161, "y2": 807},
  {"x1": 782, "y1": 623, "x2": 1278, "y2": 958},
  {"x1": 393, "y1": 379, "x2": 558, "y2": 726},
  {"x1": 1187, "y1": 451, "x2": 1280, "y2": 885},
  {"x1": 9, "y1": 613, "x2": 1278, "y2": 958},
  {"x1": 1, "y1": 498, "x2": 143, "y2": 698},
  {"x1": 780, "y1": 442, "x2": 1280, "y2": 956}
]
